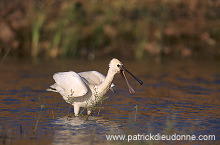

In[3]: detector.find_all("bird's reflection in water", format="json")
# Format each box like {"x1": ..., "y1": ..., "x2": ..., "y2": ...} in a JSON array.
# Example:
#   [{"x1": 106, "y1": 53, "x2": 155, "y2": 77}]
[{"x1": 52, "y1": 116, "x2": 124, "y2": 145}]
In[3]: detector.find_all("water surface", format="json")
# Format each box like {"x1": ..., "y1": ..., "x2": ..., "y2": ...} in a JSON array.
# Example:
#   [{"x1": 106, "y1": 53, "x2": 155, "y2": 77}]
[{"x1": 0, "y1": 58, "x2": 219, "y2": 144}]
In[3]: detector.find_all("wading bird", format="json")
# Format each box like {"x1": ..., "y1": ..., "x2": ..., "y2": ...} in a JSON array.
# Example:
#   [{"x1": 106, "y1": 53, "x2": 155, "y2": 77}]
[{"x1": 47, "y1": 58, "x2": 143, "y2": 116}]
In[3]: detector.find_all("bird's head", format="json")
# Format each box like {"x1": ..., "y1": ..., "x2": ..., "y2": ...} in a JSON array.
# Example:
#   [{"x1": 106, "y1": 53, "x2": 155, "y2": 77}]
[
  {"x1": 109, "y1": 58, "x2": 143, "y2": 94},
  {"x1": 109, "y1": 58, "x2": 123, "y2": 74}
]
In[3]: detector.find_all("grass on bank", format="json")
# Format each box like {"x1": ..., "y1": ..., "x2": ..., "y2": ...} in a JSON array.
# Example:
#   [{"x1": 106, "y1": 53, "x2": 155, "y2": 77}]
[{"x1": 0, "y1": 0, "x2": 219, "y2": 59}]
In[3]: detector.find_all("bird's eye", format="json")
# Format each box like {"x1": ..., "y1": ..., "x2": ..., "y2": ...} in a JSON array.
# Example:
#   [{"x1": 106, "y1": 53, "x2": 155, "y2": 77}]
[{"x1": 117, "y1": 64, "x2": 120, "y2": 67}]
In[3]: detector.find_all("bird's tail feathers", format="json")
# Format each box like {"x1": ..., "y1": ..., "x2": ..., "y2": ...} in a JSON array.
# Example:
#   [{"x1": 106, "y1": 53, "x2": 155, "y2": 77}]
[{"x1": 46, "y1": 87, "x2": 57, "y2": 92}]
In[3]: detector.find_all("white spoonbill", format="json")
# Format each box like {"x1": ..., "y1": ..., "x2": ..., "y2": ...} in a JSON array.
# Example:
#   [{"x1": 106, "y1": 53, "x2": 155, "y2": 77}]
[{"x1": 47, "y1": 58, "x2": 143, "y2": 116}]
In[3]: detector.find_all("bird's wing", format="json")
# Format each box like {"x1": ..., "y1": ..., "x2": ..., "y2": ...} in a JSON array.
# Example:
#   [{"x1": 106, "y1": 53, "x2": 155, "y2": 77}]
[
  {"x1": 78, "y1": 71, "x2": 116, "y2": 92},
  {"x1": 53, "y1": 71, "x2": 88, "y2": 97},
  {"x1": 78, "y1": 71, "x2": 104, "y2": 85}
]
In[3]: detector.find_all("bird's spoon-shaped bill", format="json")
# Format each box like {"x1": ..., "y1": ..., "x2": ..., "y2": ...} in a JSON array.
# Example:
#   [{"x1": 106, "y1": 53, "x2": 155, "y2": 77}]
[
  {"x1": 120, "y1": 65, "x2": 143, "y2": 94},
  {"x1": 121, "y1": 70, "x2": 135, "y2": 94},
  {"x1": 121, "y1": 65, "x2": 143, "y2": 85}
]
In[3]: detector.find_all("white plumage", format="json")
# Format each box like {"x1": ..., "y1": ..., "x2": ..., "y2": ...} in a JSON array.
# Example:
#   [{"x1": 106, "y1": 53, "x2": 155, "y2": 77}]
[
  {"x1": 78, "y1": 71, "x2": 116, "y2": 92},
  {"x1": 47, "y1": 58, "x2": 142, "y2": 116},
  {"x1": 52, "y1": 71, "x2": 88, "y2": 97}
]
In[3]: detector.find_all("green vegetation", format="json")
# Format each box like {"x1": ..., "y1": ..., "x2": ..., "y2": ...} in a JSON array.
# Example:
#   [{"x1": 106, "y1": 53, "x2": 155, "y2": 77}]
[{"x1": 0, "y1": 0, "x2": 219, "y2": 59}]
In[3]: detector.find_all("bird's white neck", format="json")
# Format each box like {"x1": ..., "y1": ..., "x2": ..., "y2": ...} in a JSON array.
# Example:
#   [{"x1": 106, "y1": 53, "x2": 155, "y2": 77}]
[{"x1": 95, "y1": 67, "x2": 116, "y2": 97}]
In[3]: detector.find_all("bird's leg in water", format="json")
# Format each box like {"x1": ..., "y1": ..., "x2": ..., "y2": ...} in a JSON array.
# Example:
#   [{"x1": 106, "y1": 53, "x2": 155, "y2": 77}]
[
  {"x1": 74, "y1": 105, "x2": 80, "y2": 116},
  {"x1": 87, "y1": 109, "x2": 92, "y2": 115}
]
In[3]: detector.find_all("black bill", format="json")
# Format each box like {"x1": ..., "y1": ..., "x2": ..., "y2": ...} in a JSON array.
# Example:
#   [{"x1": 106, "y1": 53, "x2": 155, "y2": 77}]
[{"x1": 120, "y1": 65, "x2": 143, "y2": 94}]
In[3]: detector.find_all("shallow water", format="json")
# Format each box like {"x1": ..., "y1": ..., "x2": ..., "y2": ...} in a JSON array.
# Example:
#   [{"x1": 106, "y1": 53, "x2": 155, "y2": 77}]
[{"x1": 0, "y1": 58, "x2": 219, "y2": 145}]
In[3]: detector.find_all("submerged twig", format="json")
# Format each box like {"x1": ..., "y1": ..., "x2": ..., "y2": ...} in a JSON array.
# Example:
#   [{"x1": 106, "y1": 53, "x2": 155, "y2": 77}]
[
  {"x1": 66, "y1": 106, "x2": 72, "y2": 120},
  {"x1": 33, "y1": 104, "x2": 45, "y2": 134},
  {"x1": 51, "y1": 110, "x2": 55, "y2": 119},
  {"x1": 33, "y1": 118, "x2": 39, "y2": 135},
  {"x1": 134, "y1": 105, "x2": 138, "y2": 122},
  {"x1": 20, "y1": 125, "x2": 23, "y2": 135},
  {"x1": 96, "y1": 107, "x2": 102, "y2": 121},
  {"x1": 0, "y1": 47, "x2": 11, "y2": 64},
  {"x1": 57, "y1": 102, "x2": 62, "y2": 112}
]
